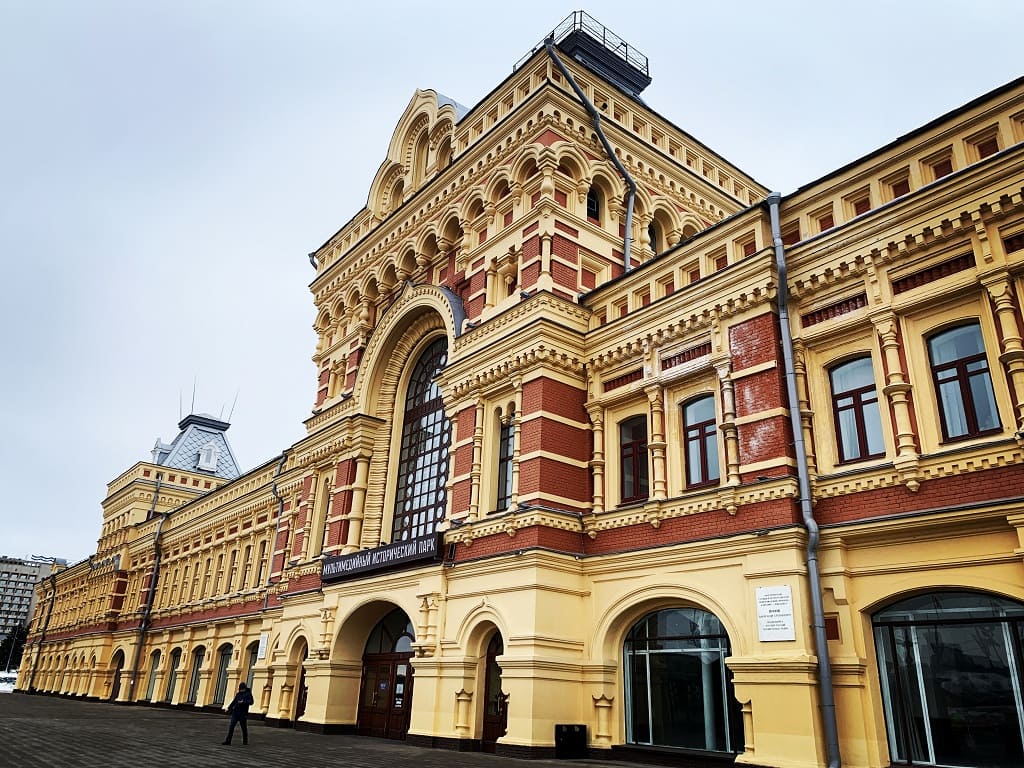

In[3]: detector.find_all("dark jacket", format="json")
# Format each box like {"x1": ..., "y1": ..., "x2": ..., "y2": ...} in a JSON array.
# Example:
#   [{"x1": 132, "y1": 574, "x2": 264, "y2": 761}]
[{"x1": 228, "y1": 687, "x2": 254, "y2": 716}]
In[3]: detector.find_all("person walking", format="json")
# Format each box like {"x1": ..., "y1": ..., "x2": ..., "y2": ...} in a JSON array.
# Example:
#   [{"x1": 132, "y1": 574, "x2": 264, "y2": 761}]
[{"x1": 222, "y1": 681, "x2": 255, "y2": 745}]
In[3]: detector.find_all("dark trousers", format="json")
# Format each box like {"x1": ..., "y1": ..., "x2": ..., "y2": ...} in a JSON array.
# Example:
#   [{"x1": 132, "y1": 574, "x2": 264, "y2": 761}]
[{"x1": 225, "y1": 713, "x2": 248, "y2": 744}]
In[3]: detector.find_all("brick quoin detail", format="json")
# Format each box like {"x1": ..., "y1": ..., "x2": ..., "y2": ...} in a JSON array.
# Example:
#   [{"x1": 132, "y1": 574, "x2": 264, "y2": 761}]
[
  {"x1": 737, "y1": 416, "x2": 792, "y2": 465},
  {"x1": 817, "y1": 464, "x2": 1024, "y2": 526},
  {"x1": 517, "y1": 456, "x2": 590, "y2": 501},
  {"x1": 453, "y1": 443, "x2": 473, "y2": 476},
  {"x1": 734, "y1": 367, "x2": 786, "y2": 418},
  {"x1": 729, "y1": 312, "x2": 780, "y2": 369},
  {"x1": 521, "y1": 378, "x2": 587, "y2": 421},
  {"x1": 552, "y1": 260, "x2": 578, "y2": 291},
  {"x1": 520, "y1": 416, "x2": 590, "y2": 462},
  {"x1": 456, "y1": 407, "x2": 476, "y2": 442},
  {"x1": 451, "y1": 480, "x2": 472, "y2": 516}
]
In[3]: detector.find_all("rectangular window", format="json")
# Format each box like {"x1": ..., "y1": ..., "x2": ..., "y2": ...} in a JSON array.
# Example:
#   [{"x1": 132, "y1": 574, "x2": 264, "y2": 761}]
[
  {"x1": 495, "y1": 410, "x2": 515, "y2": 512},
  {"x1": 928, "y1": 323, "x2": 1001, "y2": 441},
  {"x1": 619, "y1": 416, "x2": 649, "y2": 504},
  {"x1": 683, "y1": 396, "x2": 720, "y2": 488},
  {"x1": 830, "y1": 357, "x2": 885, "y2": 463}
]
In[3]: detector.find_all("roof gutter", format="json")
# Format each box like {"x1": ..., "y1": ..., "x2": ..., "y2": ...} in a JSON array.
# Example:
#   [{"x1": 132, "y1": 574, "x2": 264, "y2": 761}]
[
  {"x1": 127, "y1": 472, "x2": 167, "y2": 701},
  {"x1": 26, "y1": 572, "x2": 58, "y2": 692},
  {"x1": 767, "y1": 192, "x2": 841, "y2": 768},
  {"x1": 263, "y1": 451, "x2": 290, "y2": 611},
  {"x1": 544, "y1": 37, "x2": 636, "y2": 271}
]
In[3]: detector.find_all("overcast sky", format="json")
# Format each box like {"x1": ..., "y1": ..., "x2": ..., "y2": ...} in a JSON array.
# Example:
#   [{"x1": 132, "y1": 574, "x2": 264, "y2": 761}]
[{"x1": 1, "y1": 1, "x2": 1021, "y2": 564}]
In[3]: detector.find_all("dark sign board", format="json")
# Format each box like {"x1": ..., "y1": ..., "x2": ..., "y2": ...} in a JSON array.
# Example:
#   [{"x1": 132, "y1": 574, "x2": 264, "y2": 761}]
[{"x1": 321, "y1": 534, "x2": 441, "y2": 583}]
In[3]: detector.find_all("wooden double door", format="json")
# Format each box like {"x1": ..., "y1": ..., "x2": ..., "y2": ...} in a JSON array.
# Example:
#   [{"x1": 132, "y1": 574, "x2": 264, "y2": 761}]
[{"x1": 357, "y1": 653, "x2": 414, "y2": 739}]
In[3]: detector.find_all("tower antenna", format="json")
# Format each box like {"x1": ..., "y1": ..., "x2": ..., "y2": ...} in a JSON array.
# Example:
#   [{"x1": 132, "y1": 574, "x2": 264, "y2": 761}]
[
  {"x1": 227, "y1": 389, "x2": 240, "y2": 423},
  {"x1": 178, "y1": 388, "x2": 183, "y2": 420},
  {"x1": 191, "y1": 377, "x2": 197, "y2": 415}
]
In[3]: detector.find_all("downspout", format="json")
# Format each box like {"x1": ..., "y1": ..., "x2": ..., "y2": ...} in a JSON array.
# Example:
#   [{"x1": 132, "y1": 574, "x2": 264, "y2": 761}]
[
  {"x1": 127, "y1": 472, "x2": 166, "y2": 701},
  {"x1": 27, "y1": 572, "x2": 58, "y2": 692},
  {"x1": 263, "y1": 451, "x2": 290, "y2": 611},
  {"x1": 767, "y1": 192, "x2": 841, "y2": 768},
  {"x1": 544, "y1": 37, "x2": 636, "y2": 271}
]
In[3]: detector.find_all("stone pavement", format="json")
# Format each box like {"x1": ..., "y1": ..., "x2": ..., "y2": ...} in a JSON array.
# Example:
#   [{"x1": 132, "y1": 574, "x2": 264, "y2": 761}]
[{"x1": 0, "y1": 694, "x2": 632, "y2": 768}]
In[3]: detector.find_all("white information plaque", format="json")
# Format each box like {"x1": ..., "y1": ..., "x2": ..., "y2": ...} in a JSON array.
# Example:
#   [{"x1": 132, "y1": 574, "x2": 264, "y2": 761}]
[
  {"x1": 756, "y1": 585, "x2": 796, "y2": 641},
  {"x1": 257, "y1": 631, "x2": 269, "y2": 660}
]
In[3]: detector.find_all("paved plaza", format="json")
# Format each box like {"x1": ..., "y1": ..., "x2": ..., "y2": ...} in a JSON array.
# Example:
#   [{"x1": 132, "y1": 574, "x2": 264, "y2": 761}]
[{"x1": 0, "y1": 694, "x2": 630, "y2": 768}]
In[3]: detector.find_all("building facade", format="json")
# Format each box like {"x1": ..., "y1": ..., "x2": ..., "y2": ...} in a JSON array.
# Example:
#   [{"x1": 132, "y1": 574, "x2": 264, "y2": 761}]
[
  {"x1": 21, "y1": 13, "x2": 1024, "y2": 768},
  {"x1": 1, "y1": 556, "x2": 63, "y2": 654}
]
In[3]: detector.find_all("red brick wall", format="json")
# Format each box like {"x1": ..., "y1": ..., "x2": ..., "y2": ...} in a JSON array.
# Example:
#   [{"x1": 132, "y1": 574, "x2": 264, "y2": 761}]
[
  {"x1": 737, "y1": 416, "x2": 792, "y2": 466},
  {"x1": 729, "y1": 313, "x2": 779, "y2": 370},
  {"x1": 521, "y1": 378, "x2": 587, "y2": 421},
  {"x1": 517, "y1": 456, "x2": 589, "y2": 501},
  {"x1": 817, "y1": 464, "x2": 1024, "y2": 526},
  {"x1": 734, "y1": 367, "x2": 786, "y2": 417},
  {"x1": 520, "y1": 416, "x2": 590, "y2": 462}
]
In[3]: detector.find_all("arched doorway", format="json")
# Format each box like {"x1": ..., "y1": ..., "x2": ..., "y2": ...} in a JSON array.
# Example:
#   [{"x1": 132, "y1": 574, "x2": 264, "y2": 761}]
[
  {"x1": 244, "y1": 640, "x2": 259, "y2": 689},
  {"x1": 481, "y1": 633, "x2": 508, "y2": 752},
  {"x1": 623, "y1": 607, "x2": 742, "y2": 753},
  {"x1": 145, "y1": 649, "x2": 161, "y2": 701},
  {"x1": 873, "y1": 591, "x2": 1024, "y2": 767},
  {"x1": 358, "y1": 608, "x2": 415, "y2": 739},
  {"x1": 164, "y1": 648, "x2": 182, "y2": 702},
  {"x1": 212, "y1": 643, "x2": 232, "y2": 706},
  {"x1": 186, "y1": 646, "x2": 205, "y2": 704},
  {"x1": 292, "y1": 638, "x2": 309, "y2": 720},
  {"x1": 108, "y1": 650, "x2": 125, "y2": 702}
]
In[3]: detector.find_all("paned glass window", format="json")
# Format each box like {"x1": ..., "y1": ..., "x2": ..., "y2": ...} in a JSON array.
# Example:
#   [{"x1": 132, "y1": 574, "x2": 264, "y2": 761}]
[
  {"x1": 873, "y1": 592, "x2": 1024, "y2": 767},
  {"x1": 625, "y1": 607, "x2": 742, "y2": 753},
  {"x1": 392, "y1": 338, "x2": 451, "y2": 541},
  {"x1": 620, "y1": 416, "x2": 649, "y2": 503},
  {"x1": 496, "y1": 408, "x2": 515, "y2": 512},
  {"x1": 928, "y1": 323, "x2": 1000, "y2": 440},
  {"x1": 830, "y1": 357, "x2": 884, "y2": 462},
  {"x1": 683, "y1": 396, "x2": 719, "y2": 488}
]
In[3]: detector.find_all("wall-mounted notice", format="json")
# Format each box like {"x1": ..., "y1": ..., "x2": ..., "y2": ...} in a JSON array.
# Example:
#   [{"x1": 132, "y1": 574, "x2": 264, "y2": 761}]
[
  {"x1": 756, "y1": 585, "x2": 796, "y2": 641},
  {"x1": 257, "y1": 632, "x2": 269, "y2": 660}
]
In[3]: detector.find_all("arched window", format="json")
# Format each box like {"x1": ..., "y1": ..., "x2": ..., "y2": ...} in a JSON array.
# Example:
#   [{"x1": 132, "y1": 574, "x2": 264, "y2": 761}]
[
  {"x1": 392, "y1": 337, "x2": 451, "y2": 541},
  {"x1": 873, "y1": 591, "x2": 1024, "y2": 766},
  {"x1": 186, "y1": 646, "x2": 205, "y2": 704},
  {"x1": 648, "y1": 219, "x2": 661, "y2": 254},
  {"x1": 164, "y1": 648, "x2": 182, "y2": 703},
  {"x1": 682, "y1": 396, "x2": 719, "y2": 488},
  {"x1": 212, "y1": 643, "x2": 232, "y2": 705},
  {"x1": 144, "y1": 649, "x2": 161, "y2": 701},
  {"x1": 587, "y1": 185, "x2": 602, "y2": 223},
  {"x1": 244, "y1": 640, "x2": 259, "y2": 689},
  {"x1": 619, "y1": 415, "x2": 649, "y2": 504},
  {"x1": 928, "y1": 322, "x2": 1000, "y2": 440},
  {"x1": 364, "y1": 609, "x2": 416, "y2": 655},
  {"x1": 830, "y1": 356, "x2": 884, "y2": 463},
  {"x1": 624, "y1": 607, "x2": 742, "y2": 753},
  {"x1": 496, "y1": 407, "x2": 515, "y2": 512}
]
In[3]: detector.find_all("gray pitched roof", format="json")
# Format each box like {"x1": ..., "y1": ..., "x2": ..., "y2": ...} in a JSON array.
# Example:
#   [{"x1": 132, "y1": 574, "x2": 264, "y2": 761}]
[{"x1": 151, "y1": 413, "x2": 241, "y2": 480}]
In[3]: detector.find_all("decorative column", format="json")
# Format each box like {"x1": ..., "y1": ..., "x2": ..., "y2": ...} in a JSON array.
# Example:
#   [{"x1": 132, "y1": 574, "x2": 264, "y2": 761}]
[
  {"x1": 645, "y1": 385, "x2": 667, "y2": 501},
  {"x1": 714, "y1": 359, "x2": 741, "y2": 487},
  {"x1": 983, "y1": 275, "x2": 1024, "y2": 433},
  {"x1": 792, "y1": 342, "x2": 818, "y2": 476},
  {"x1": 343, "y1": 452, "x2": 371, "y2": 553},
  {"x1": 587, "y1": 406, "x2": 605, "y2": 518},
  {"x1": 469, "y1": 399, "x2": 484, "y2": 520},
  {"x1": 510, "y1": 377, "x2": 523, "y2": 512},
  {"x1": 874, "y1": 312, "x2": 921, "y2": 490}
]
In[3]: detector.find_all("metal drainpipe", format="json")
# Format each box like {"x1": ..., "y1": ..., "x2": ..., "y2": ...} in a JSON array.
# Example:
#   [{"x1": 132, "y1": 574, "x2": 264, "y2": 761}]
[
  {"x1": 767, "y1": 192, "x2": 841, "y2": 768},
  {"x1": 263, "y1": 451, "x2": 289, "y2": 611},
  {"x1": 27, "y1": 572, "x2": 58, "y2": 692},
  {"x1": 127, "y1": 472, "x2": 166, "y2": 701},
  {"x1": 544, "y1": 37, "x2": 636, "y2": 271}
]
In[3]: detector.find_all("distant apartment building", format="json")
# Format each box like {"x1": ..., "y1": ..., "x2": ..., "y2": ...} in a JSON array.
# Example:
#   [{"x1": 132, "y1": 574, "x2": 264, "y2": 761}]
[{"x1": 1, "y1": 556, "x2": 64, "y2": 644}]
